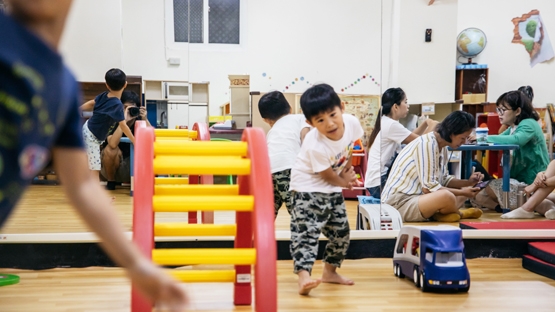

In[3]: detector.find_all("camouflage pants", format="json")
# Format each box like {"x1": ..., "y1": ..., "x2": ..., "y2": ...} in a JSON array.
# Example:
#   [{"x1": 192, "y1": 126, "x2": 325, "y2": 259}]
[
  {"x1": 290, "y1": 192, "x2": 350, "y2": 274},
  {"x1": 272, "y1": 169, "x2": 293, "y2": 218}
]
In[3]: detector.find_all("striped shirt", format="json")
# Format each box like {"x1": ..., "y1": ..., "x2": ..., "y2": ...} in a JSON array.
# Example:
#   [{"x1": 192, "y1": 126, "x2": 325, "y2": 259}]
[{"x1": 381, "y1": 132, "x2": 454, "y2": 201}]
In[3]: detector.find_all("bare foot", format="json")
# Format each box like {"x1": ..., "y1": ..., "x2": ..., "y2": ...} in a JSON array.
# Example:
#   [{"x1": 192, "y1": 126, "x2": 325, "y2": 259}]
[
  {"x1": 298, "y1": 275, "x2": 321, "y2": 295},
  {"x1": 321, "y1": 270, "x2": 354, "y2": 285}
]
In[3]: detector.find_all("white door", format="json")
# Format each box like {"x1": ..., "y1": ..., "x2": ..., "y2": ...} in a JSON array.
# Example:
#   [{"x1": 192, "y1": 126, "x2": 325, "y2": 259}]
[
  {"x1": 188, "y1": 105, "x2": 208, "y2": 127},
  {"x1": 167, "y1": 102, "x2": 189, "y2": 129}
]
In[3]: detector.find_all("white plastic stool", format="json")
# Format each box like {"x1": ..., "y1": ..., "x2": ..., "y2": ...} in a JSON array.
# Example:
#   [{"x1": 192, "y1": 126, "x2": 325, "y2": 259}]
[{"x1": 358, "y1": 203, "x2": 403, "y2": 230}]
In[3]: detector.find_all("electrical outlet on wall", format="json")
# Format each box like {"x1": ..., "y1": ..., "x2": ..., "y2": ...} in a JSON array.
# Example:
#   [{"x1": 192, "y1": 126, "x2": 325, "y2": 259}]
[{"x1": 425, "y1": 29, "x2": 432, "y2": 42}]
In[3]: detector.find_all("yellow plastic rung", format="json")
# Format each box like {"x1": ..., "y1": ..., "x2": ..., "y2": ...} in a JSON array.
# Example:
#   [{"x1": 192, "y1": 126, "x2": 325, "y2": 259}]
[
  {"x1": 154, "y1": 156, "x2": 250, "y2": 175},
  {"x1": 154, "y1": 223, "x2": 236, "y2": 236},
  {"x1": 155, "y1": 177, "x2": 189, "y2": 185},
  {"x1": 155, "y1": 184, "x2": 238, "y2": 196},
  {"x1": 155, "y1": 129, "x2": 197, "y2": 138},
  {"x1": 155, "y1": 141, "x2": 248, "y2": 157},
  {"x1": 156, "y1": 138, "x2": 193, "y2": 142},
  {"x1": 153, "y1": 195, "x2": 253, "y2": 212},
  {"x1": 153, "y1": 248, "x2": 256, "y2": 266},
  {"x1": 169, "y1": 270, "x2": 235, "y2": 283}
]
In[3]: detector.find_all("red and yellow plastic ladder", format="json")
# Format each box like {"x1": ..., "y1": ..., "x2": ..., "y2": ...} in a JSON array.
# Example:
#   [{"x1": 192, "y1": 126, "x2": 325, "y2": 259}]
[
  {"x1": 152, "y1": 123, "x2": 214, "y2": 224},
  {"x1": 131, "y1": 120, "x2": 277, "y2": 312}
]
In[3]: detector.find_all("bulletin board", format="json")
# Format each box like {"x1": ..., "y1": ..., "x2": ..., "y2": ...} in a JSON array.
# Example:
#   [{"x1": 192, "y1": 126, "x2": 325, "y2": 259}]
[{"x1": 341, "y1": 94, "x2": 381, "y2": 146}]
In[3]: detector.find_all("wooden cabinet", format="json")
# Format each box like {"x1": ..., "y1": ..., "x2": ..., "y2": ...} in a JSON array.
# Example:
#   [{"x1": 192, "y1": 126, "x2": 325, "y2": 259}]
[
  {"x1": 228, "y1": 75, "x2": 251, "y2": 129},
  {"x1": 188, "y1": 104, "x2": 209, "y2": 126},
  {"x1": 167, "y1": 103, "x2": 189, "y2": 129},
  {"x1": 455, "y1": 68, "x2": 488, "y2": 103},
  {"x1": 81, "y1": 75, "x2": 142, "y2": 103},
  {"x1": 144, "y1": 80, "x2": 209, "y2": 129},
  {"x1": 462, "y1": 102, "x2": 497, "y2": 119}
]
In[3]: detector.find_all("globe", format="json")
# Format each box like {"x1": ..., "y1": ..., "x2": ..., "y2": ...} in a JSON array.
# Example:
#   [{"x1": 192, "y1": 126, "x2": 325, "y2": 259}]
[{"x1": 457, "y1": 28, "x2": 487, "y2": 63}]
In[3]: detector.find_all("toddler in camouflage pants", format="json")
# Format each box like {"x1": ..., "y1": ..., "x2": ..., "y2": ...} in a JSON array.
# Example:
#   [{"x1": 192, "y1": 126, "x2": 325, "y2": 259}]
[
  {"x1": 289, "y1": 84, "x2": 364, "y2": 295},
  {"x1": 290, "y1": 192, "x2": 350, "y2": 274},
  {"x1": 257, "y1": 91, "x2": 311, "y2": 219}
]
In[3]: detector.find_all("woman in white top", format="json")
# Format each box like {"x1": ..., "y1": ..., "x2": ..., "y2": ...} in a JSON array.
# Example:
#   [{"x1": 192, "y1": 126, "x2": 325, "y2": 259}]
[{"x1": 364, "y1": 87, "x2": 437, "y2": 198}]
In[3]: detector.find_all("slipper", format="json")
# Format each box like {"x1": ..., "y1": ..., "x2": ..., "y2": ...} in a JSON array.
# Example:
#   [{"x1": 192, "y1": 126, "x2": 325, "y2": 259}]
[
  {"x1": 432, "y1": 212, "x2": 461, "y2": 222},
  {"x1": 460, "y1": 208, "x2": 483, "y2": 219}
]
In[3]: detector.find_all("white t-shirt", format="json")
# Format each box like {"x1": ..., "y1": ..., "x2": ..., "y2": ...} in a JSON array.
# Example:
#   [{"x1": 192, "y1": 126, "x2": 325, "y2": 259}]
[
  {"x1": 364, "y1": 116, "x2": 412, "y2": 188},
  {"x1": 267, "y1": 114, "x2": 310, "y2": 173},
  {"x1": 290, "y1": 114, "x2": 364, "y2": 193}
]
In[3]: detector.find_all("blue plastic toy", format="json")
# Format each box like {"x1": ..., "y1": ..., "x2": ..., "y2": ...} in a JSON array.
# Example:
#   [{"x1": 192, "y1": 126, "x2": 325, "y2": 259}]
[{"x1": 393, "y1": 225, "x2": 470, "y2": 292}]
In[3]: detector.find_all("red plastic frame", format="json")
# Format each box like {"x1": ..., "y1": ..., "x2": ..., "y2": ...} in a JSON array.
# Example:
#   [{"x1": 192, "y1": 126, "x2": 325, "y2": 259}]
[
  {"x1": 131, "y1": 120, "x2": 155, "y2": 312},
  {"x1": 238, "y1": 127, "x2": 277, "y2": 311},
  {"x1": 131, "y1": 124, "x2": 276, "y2": 312},
  {"x1": 188, "y1": 123, "x2": 213, "y2": 224}
]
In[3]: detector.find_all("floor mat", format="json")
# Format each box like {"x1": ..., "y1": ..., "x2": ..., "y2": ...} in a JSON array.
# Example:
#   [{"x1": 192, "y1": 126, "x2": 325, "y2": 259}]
[
  {"x1": 522, "y1": 254, "x2": 555, "y2": 280},
  {"x1": 460, "y1": 220, "x2": 555, "y2": 230},
  {"x1": 529, "y1": 242, "x2": 555, "y2": 265}
]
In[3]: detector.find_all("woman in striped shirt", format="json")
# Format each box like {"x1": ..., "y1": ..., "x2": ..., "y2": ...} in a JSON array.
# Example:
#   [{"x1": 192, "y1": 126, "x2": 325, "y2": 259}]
[{"x1": 381, "y1": 111, "x2": 484, "y2": 222}]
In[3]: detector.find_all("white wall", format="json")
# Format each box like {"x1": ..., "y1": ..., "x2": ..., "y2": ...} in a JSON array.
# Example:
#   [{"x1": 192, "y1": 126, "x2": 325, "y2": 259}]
[
  {"x1": 188, "y1": 0, "x2": 383, "y2": 115},
  {"x1": 59, "y1": 0, "x2": 555, "y2": 112},
  {"x1": 121, "y1": 0, "x2": 189, "y2": 81},
  {"x1": 393, "y1": 0, "x2": 458, "y2": 104},
  {"x1": 60, "y1": 0, "x2": 383, "y2": 116},
  {"x1": 60, "y1": 0, "x2": 123, "y2": 81},
  {"x1": 458, "y1": 0, "x2": 555, "y2": 106}
]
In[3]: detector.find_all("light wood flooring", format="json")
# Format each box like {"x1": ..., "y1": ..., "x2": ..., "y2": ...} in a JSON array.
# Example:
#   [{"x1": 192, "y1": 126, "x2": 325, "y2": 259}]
[
  {"x1": 0, "y1": 258, "x2": 554, "y2": 311},
  {"x1": 1, "y1": 185, "x2": 551, "y2": 234}
]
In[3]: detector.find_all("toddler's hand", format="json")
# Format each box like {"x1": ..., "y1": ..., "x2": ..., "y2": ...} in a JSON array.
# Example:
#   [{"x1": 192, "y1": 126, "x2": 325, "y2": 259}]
[{"x1": 340, "y1": 166, "x2": 357, "y2": 189}]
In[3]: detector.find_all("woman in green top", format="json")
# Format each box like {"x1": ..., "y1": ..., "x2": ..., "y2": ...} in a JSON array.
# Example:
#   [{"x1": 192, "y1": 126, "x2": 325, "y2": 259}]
[{"x1": 473, "y1": 90, "x2": 549, "y2": 211}]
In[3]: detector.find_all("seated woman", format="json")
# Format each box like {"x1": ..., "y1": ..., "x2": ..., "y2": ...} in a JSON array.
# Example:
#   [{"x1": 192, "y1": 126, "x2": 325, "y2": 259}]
[
  {"x1": 381, "y1": 111, "x2": 483, "y2": 222},
  {"x1": 472, "y1": 90, "x2": 549, "y2": 211},
  {"x1": 501, "y1": 162, "x2": 555, "y2": 219},
  {"x1": 364, "y1": 87, "x2": 437, "y2": 198},
  {"x1": 497, "y1": 85, "x2": 534, "y2": 134}
]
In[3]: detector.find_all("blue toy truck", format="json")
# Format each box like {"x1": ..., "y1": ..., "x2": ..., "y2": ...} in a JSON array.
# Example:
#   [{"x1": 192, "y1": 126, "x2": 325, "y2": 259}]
[{"x1": 393, "y1": 225, "x2": 470, "y2": 292}]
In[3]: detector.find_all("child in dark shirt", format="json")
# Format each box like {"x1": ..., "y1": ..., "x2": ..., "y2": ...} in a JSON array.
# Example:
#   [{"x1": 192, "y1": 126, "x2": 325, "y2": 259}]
[
  {"x1": 0, "y1": 1, "x2": 186, "y2": 310},
  {"x1": 82, "y1": 68, "x2": 135, "y2": 181}
]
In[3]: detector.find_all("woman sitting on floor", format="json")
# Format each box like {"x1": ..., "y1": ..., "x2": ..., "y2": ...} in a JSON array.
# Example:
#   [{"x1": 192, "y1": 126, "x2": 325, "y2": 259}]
[
  {"x1": 381, "y1": 111, "x2": 483, "y2": 222},
  {"x1": 364, "y1": 87, "x2": 437, "y2": 198},
  {"x1": 472, "y1": 90, "x2": 549, "y2": 213},
  {"x1": 501, "y1": 161, "x2": 555, "y2": 219}
]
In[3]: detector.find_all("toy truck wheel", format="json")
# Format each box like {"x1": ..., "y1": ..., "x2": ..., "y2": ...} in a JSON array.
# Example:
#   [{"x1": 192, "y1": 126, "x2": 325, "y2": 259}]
[
  {"x1": 420, "y1": 272, "x2": 429, "y2": 292},
  {"x1": 413, "y1": 267, "x2": 420, "y2": 287},
  {"x1": 393, "y1": 264, "x2": 397, "y2": 276},
  {"x1": 395, "y1": 264, "x2": 404, "y2": 278}
]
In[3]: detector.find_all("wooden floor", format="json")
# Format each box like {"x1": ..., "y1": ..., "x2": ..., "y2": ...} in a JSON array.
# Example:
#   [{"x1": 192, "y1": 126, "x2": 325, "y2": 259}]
[
  {"x1": 2, "y1": 185, "x2": 548, "y2": 234},
  {"x1": 0, "y1": 258, "x2": 554, "y2": 311}
]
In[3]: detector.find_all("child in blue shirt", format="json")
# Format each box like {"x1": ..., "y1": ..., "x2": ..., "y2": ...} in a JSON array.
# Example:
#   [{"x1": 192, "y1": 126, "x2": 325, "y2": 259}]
[
  {"x1": 82, "y1": 68, "x2": 135, "y2": 180},
  {"x1": 0, "y1": 1, "x2": 186, "y2": 310}
]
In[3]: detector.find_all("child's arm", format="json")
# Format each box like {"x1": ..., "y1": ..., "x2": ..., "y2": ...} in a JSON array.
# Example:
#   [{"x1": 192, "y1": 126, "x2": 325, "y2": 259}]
[
  {"x1": 52, "y1": 148, "x2": 188, "y2": 310},
  {"x1": 119, "y1": 120, "x2": 135, "y2": 144},
  {"x1": 319, "y1": 167, "x2": 351, "y2": 188},
  {"x1": 318, "y1": 158, "x2": 357, "y2": 189},
  {"x1": 80, "y1": 99, "x2": 95, "y2": 112},
  {"x1": 106, "y1": 126, "x2": 124, "y2": 149},
  {"x1": 300, "y1": 127, "x2": 311, "y2": 144}
]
